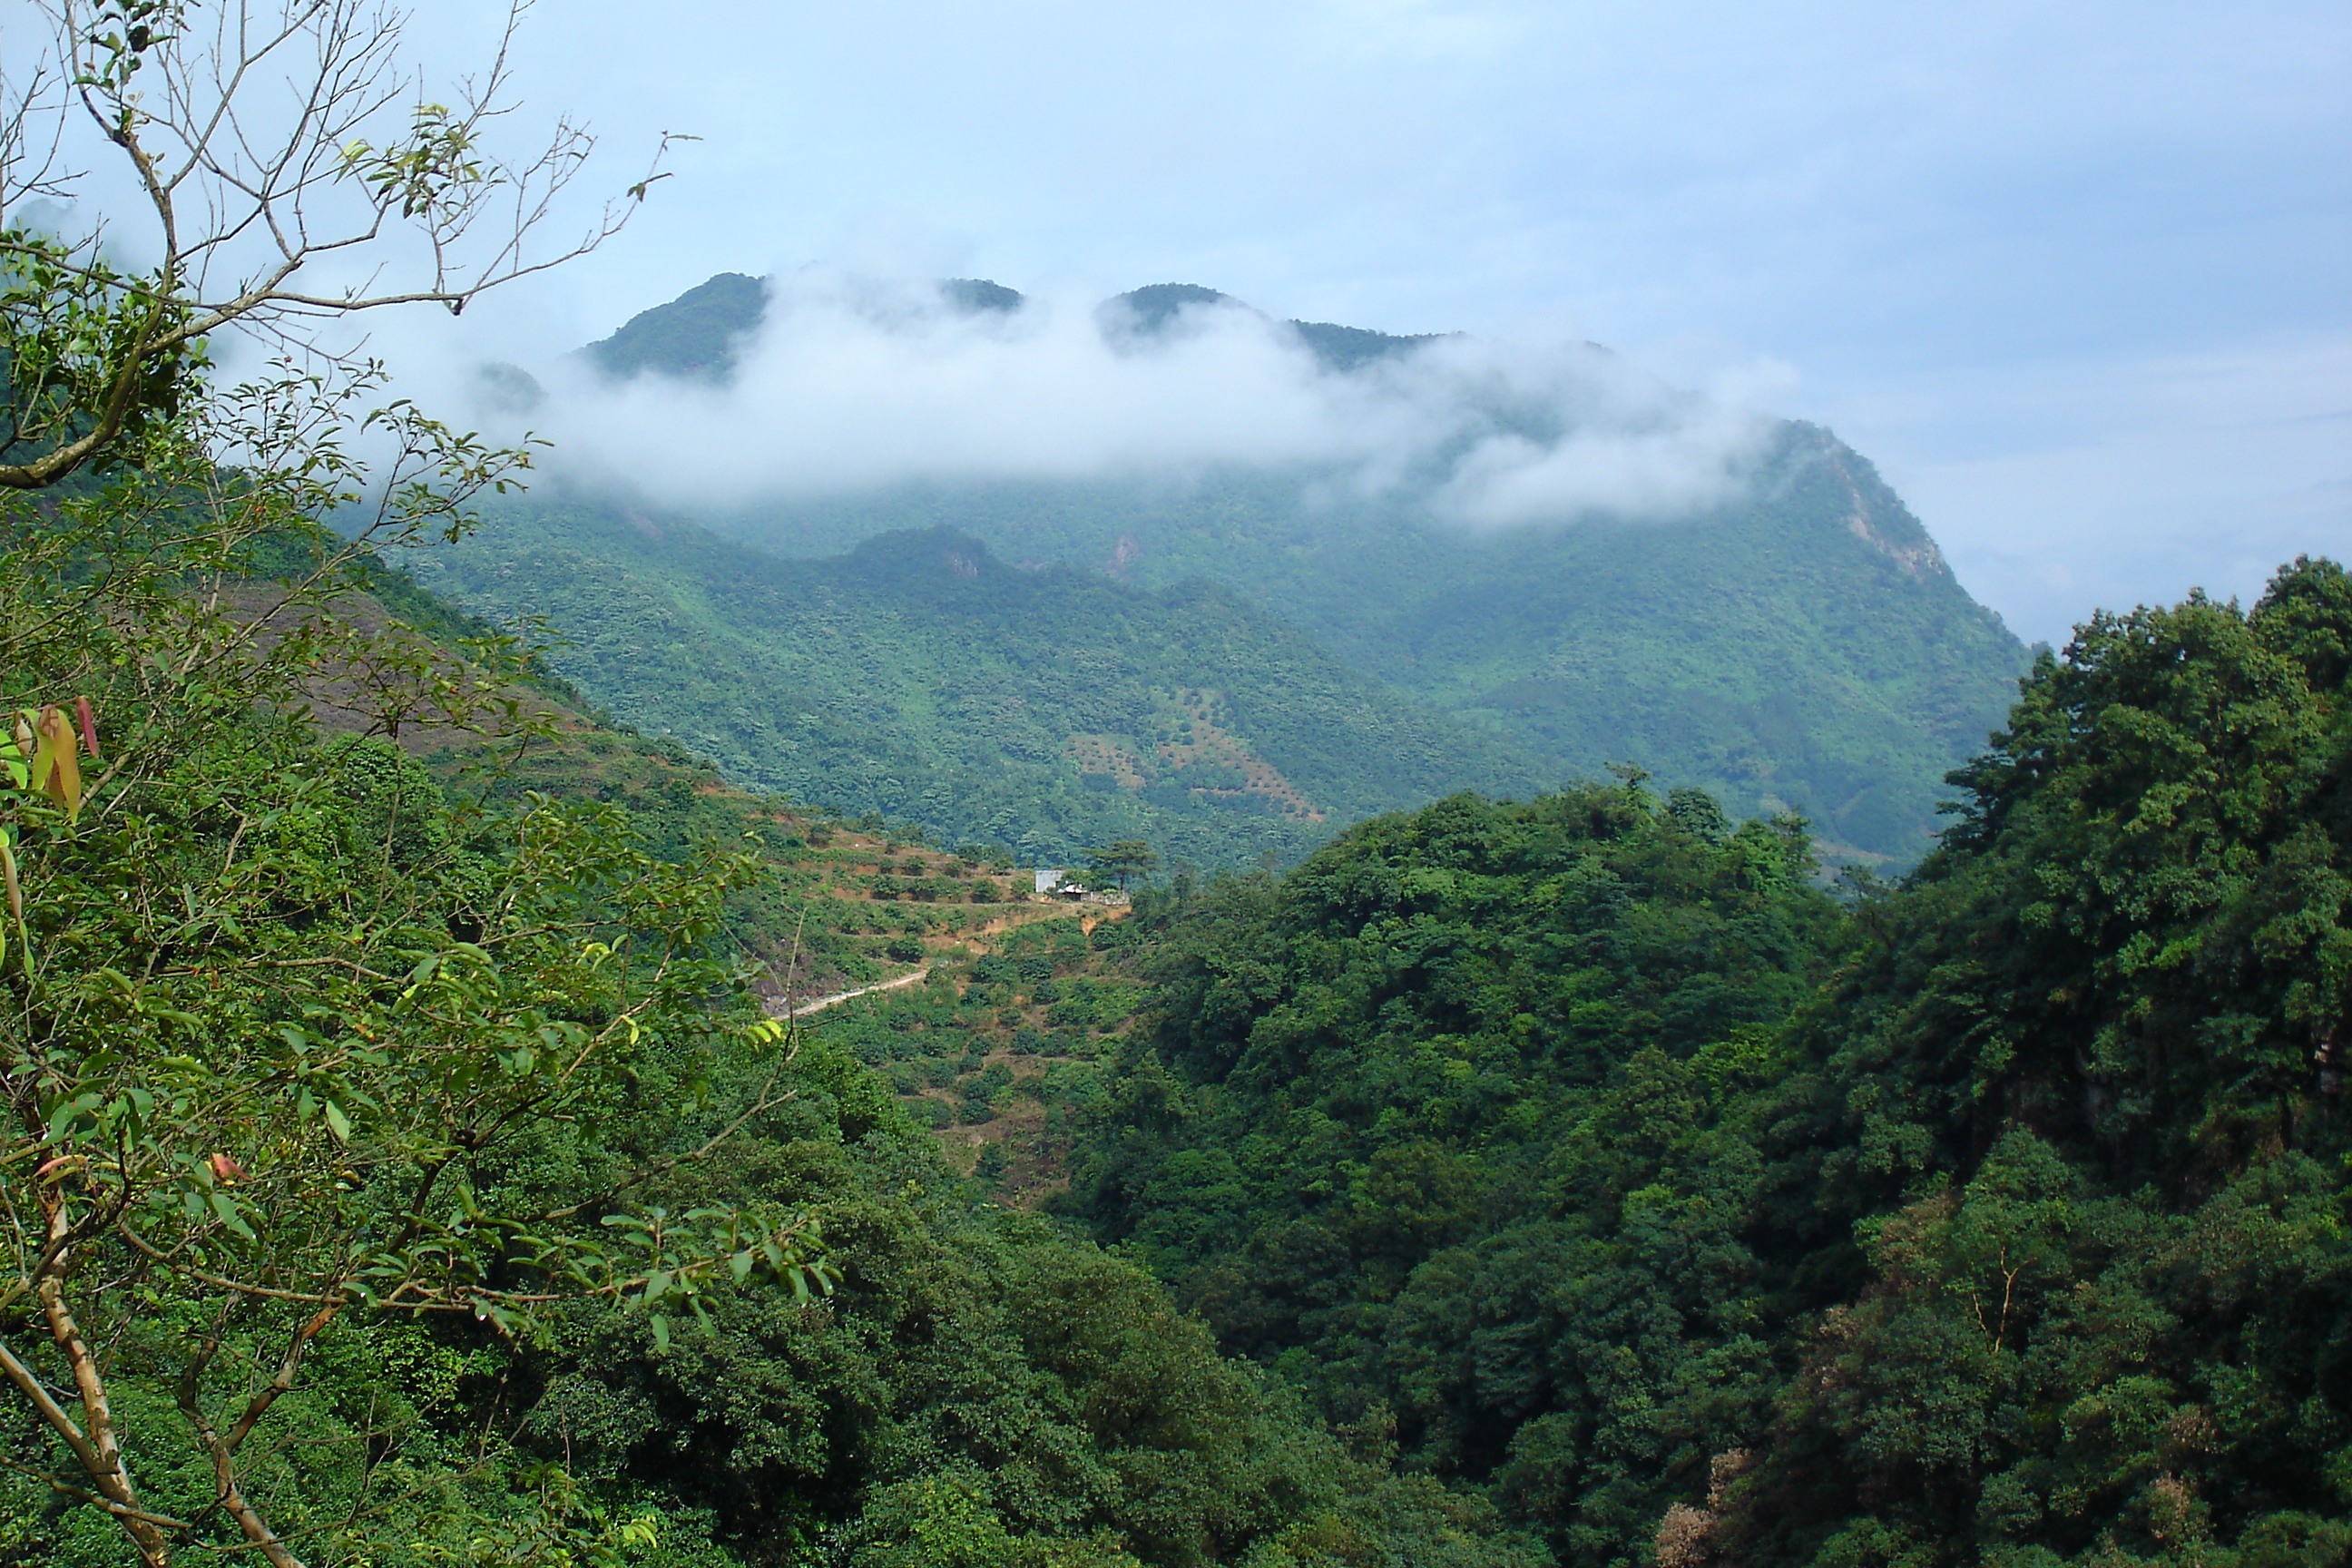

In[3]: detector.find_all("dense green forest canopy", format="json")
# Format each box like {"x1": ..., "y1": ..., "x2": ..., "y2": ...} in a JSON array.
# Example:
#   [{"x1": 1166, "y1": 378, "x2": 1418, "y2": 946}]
[{"x1": 1065, "y1": 556, "x2": 2352, "y2": 1568}]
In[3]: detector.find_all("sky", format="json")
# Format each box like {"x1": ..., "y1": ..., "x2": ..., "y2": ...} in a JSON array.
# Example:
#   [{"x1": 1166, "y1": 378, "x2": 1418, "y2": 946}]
[{"x1": 64, "y1": 0, "x2": 2348, "y2": 646}]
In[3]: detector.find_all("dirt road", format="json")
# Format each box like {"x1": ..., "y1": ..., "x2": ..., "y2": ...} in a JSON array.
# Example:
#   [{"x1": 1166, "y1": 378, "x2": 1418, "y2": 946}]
[
  {"x1": 768, "y1": 967, "x2": 932, "y2": 1020},
  {"x1": 769, "y1": 899, "x2": 1127, "y2": 1018}
]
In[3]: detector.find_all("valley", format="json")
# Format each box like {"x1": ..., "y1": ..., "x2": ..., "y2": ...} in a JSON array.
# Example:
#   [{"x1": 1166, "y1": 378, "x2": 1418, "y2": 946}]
[{"x1": 5, "y1": 250, "x2": 2338, "y2": 1568}]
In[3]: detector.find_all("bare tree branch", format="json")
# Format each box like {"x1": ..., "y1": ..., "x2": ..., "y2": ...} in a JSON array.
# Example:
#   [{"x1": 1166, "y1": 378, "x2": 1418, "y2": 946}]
[{"x1": 1, "y1": 0, "x2": 679, "y2": 487}]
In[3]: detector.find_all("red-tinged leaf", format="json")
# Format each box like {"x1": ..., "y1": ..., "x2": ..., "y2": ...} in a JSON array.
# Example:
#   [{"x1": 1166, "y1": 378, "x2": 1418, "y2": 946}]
[
  {"x1": 31, "y1": 707, "x2": 81, "y2": 820},
  {"x1": 209, "y1": 1152, "x2": 248, "y2": 1184},
  {"x1": 74, "y1": 696, "x2": 97, "y2": 758}
]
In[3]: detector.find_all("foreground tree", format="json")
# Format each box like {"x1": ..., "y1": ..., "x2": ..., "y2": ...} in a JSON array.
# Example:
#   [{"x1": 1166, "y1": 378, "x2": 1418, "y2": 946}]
[
  {"x1": 0, "y1": 353, "x2": 835, "y2": 1564},
  {"x1": 0, "y1": 9, "x2": 825, "y2": 1556},
  {"x1": 1709, "y1": 558, "x2": 2352, "y2": 1565}
]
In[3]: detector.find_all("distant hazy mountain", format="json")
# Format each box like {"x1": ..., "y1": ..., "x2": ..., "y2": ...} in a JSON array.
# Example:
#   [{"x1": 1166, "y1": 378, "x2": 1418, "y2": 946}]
[{"x1": 442, "y1": 275, "x2": 2027, "y2": 865}]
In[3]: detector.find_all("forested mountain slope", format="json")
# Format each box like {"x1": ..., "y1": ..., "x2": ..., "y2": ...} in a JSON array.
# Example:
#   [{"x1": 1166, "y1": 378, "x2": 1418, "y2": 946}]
[
  {"x1": 409, "y1": 505, "x2": 1558, "y2": 868},
  {"x1": 509, "y1": 273, "x2": 2026, "y2": 863},
  {"x1": 724, "y1": 426, "x2": 2014, "y2": 861},
  {"x1": 31, "y1": 15, "x2": 2341, "y2": 1562},
  {"x1": 1066, "y1": 557, "x2": 2352, "y2": 1567}
]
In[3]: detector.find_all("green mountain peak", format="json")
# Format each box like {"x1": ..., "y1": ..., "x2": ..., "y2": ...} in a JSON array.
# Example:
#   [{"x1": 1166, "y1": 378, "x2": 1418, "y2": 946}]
[{"x1": 581, "y1": 270, "x2": 767, "y2": 381}]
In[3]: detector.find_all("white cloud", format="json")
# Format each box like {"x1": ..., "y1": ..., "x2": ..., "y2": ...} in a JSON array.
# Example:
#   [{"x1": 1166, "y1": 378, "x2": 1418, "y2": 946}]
[{"x1": 446, "y1": 265, "x2": 1777, "y2": 527}]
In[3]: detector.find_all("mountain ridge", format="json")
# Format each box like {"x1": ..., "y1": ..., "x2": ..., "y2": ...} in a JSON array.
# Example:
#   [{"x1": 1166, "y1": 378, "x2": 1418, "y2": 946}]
[
  {"x1": 694, "y1": 424, "x2": 2021, "y2": 858},
  {"x1": 447, "y1": 273, "x2": 2029, "y2": 864}
]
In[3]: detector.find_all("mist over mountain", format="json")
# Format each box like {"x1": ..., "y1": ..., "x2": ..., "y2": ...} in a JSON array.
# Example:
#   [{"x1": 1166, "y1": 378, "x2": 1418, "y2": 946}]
[
  {"x1": 427, "y1": 272, "x2": 2027, "y2": 864},
  {"x1": 472, "y1": 265, "x2": 1775, "y2": 525}
]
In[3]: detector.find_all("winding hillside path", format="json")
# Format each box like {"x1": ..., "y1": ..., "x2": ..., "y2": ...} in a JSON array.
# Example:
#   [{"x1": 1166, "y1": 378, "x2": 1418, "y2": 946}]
[
  {"x1": 766, "y1": 899, "x2": 1127, "y2": 1021},
  {"x1": 769, "y1": 967, "x2": 932, "y2": 1020}
]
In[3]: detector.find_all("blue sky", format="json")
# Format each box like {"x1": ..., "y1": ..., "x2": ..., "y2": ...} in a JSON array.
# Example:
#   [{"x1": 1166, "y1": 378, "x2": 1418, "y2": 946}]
[{"x1": 405, "y1": 0, "x2": 2347, "y2": 644}]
